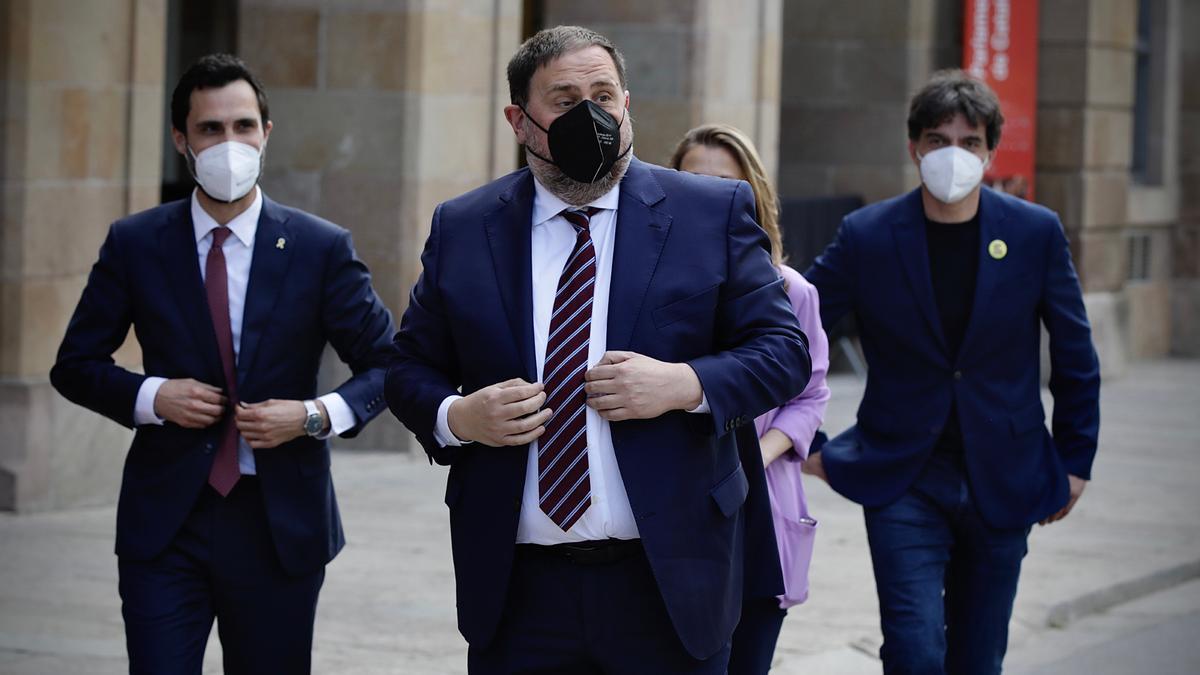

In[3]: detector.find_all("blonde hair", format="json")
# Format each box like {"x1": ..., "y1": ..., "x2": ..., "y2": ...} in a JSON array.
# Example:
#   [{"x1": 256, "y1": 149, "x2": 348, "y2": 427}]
[{"x1": 670, "y1": 124, "x2": 785, "y2": 267}]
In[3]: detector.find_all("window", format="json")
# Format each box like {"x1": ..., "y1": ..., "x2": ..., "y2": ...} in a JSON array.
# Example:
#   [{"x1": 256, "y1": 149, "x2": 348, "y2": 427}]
[{"x1": 1131, "y1": 0, "x2": 1166, "y2": 185}]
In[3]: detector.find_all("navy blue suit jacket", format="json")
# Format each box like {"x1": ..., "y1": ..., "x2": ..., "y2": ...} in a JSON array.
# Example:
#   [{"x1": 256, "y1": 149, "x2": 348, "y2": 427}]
[
  {"x1": 51, "y1": 196, "x2": 396, "y2": 575},
  {"x1": 386, "y1": 158, "x2": 811, "y2": 658},
  {"x1": 806, "y1": 187, "x2": 1100, "y2": 529}
]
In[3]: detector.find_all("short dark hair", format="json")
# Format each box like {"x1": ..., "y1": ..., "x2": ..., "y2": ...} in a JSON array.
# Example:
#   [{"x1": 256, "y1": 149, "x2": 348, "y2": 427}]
[
  {"x1": 907, "y1": 69, "x2": 1004, "y2": 150},
  {"x1": 170, "y1": 53, "x2": 270, "y2": 133},
  {"x1": 507, "y1": 25, "x2": 627, "y2": 107}
]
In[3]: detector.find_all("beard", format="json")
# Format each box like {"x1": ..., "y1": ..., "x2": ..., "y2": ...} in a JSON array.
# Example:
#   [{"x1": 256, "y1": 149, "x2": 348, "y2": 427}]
[{"x1": 523, "y1": 113, "x2": 635, "y2": 207}]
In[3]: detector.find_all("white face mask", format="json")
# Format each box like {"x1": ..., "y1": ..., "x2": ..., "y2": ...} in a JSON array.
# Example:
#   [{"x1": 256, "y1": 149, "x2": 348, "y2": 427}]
[
  {"x1": 188, "y1": 141, "x2": 264, "y2": 203},
  {"x1": 917, "y1": 146, "x2": 987, "y2": 204}
]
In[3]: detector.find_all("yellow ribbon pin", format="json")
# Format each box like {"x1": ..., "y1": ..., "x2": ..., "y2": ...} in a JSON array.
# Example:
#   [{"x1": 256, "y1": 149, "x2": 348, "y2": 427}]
[
  {"x1": 276, "y1": 237, "x2": 286, "y2": 250},
  {"x1": 988, "y1": 239, "x2": 1007, "y2": 260}
]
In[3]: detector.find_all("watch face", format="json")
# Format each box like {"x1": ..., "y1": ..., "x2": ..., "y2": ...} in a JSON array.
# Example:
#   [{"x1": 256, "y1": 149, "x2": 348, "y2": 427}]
[{"x1": 305, "y1": 414, "x2": 323, "y2": 435}]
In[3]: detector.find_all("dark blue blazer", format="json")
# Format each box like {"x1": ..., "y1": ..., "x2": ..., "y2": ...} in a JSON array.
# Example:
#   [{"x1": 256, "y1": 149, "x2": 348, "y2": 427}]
[
  {"x1": 51, "y1": 196, "x2": 396, "y2": 575},
  {"x1": 386, "y1": 158, "x2": 811, "y2": 658},
  {"x1": 806, "y1": 187, "x2": 1100, "y2": 529}
]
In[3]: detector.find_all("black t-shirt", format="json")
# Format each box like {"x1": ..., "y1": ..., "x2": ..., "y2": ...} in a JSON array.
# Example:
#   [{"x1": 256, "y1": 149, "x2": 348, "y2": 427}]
[{"x1": 925, "y1": 212, "x2": 980, "y2": 454}]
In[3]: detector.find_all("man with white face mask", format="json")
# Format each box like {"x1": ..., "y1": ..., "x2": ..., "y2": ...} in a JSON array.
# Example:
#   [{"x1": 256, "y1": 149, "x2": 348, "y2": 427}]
[
  {"x1": 51, "y1": 54, "x2": 396, "y2": 673},
  {"x1": 803, "y1": 70, "x2": 1100, "y2": 674}
]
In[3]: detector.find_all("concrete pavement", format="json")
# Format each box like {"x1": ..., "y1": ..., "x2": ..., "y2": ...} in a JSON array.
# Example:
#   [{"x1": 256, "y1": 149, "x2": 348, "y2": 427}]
[{"x1": 1, "y1": 358, "x2": 1198, "y2": 673}]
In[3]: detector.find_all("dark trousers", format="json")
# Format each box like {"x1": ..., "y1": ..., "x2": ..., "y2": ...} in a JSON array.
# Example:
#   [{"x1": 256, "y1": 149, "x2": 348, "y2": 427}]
[
  {"x1": 864, "y1": 452, "x2": 1029, "y2": 675},
  {"x1": 468, "y1": 542, "x2": 730, "y2": 674},
  {"x1": 727, "y1": 597, "x2": 787, "y2": 674},
  {"x1": 118, "y1": 478, "x2": 324, "y2": 675}
]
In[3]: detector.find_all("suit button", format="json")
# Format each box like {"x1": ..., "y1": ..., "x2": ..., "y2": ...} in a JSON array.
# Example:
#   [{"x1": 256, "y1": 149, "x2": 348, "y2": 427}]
[
  {"x1": 954, "y1": 370, "x2": 963, "y2": 380},
  {"x1": 204, "y1": 442, "x2": 214, "y2": 454}
]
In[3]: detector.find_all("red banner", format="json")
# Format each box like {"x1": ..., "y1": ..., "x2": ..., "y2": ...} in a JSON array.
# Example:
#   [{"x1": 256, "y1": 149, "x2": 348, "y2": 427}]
[{"x1": 963, "y1": 0, "x2": 1039, "y2": 200}]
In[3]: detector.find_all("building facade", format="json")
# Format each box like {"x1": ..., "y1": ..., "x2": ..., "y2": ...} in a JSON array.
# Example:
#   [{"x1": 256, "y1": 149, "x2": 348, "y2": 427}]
[{"x1": 1, "y1": 0, "x2": 1195, "y2": 510}]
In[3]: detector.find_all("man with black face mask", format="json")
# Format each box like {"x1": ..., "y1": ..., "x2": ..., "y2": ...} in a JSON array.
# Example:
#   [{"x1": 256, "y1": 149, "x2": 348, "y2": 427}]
[{"x1": 387, "y1": 25, "x2": 811, "y2": 675}]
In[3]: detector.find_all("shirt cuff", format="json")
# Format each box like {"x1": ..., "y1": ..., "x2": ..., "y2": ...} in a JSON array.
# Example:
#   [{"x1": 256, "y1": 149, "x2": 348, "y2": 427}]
[
  {"x1": 686, "y1": 392, "x2": 710, "y2": 414},
  {"x1": 434, "y1": 395, "x2": 472, "y2": 447},
  {"x1": 133, "y1": 376, "x2": 167, "y2": 426},
  {"x1": 315, "y1": 393, "x2": 357, "y2": 439}
]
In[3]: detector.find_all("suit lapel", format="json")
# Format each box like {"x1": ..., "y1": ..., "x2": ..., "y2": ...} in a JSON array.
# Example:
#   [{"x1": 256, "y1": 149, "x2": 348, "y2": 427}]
[
  {"x1": 159, "y1": 200, "x2": 224, "y2": 386},
  {"x1": 237, "y1": 197, "x2": 295, "y2": 389},
  {"x1": 892, "y1": 189, "x2": 948, "y2": 353},
  {"x1": 484, "y1": 173, "x2": 537, "y2": 382},
  {"x1": 608, "y1": 159, "x2": 670, "y2": 352},
  {"x1": 957, "y1": 188, "x2": 1007, "y2": 360}
]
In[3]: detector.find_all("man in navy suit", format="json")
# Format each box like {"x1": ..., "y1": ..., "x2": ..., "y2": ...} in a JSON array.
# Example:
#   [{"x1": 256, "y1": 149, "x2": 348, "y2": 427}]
[
  {"x1": 51, "y1": 54, "x2": 395, "y2": 674},
  {"x1": 386, "y1": 26, "x2": 810, "y2": 674},
  {"x1": 804, "y1": 70, "x2": 1101, "y2": 674}
]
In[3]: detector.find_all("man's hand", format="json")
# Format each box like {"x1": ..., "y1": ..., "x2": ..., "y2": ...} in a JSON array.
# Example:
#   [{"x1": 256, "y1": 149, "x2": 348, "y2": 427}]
[
  {"x1": 154, "y1": 378, "x2": 227, "y2": 429},
  {"x1": 1039, "y1": 474, "x2": 1088, "y2": 525},
  {"x1": 447, "y1": 378, "x2": 551, "y2": 446},
  {"x1": 584, "y1": 351, "x2": 703, "y2": 422},
  {"x1": 800, "y1": 451, "x2": 828, "y2": 483},
  {"x1": 235, "y1": 399, "x2": 308, "y2": 449},
  {"x1": 759, "y1": 429, "x2": 793, "y2": 467}
]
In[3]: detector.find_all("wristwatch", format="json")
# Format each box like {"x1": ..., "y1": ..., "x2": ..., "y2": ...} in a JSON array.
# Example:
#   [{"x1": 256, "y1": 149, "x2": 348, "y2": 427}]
[{"x1": 302, "y1": 400, "x2": 325, "y2": 437}]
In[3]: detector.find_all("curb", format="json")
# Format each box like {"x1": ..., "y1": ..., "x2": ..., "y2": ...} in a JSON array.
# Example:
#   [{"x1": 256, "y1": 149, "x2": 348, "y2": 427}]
[{"x1": 1045, "y1": 559, "x2": 1200, "y2": 628}]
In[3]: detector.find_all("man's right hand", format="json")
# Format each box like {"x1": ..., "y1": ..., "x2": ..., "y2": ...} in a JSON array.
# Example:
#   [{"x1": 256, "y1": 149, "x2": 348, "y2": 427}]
[
  {"x1": 800, "y1": 451, "x2": 829, "y2": 483},
  {"x1": 447, "y1": 378, "x2": 551, "y2": 446},
  {"x1": 154, "y1": 379, "x2": 228, "y2": 429}
]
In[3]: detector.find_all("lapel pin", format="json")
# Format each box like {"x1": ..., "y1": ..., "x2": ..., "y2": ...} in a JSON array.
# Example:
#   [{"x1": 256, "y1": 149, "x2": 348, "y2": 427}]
[
  {"x1": 988, "y1": 239, "x2": 1007, "y2": 260},
  {"x1": 276, "y1": 237, "x2": 286, "y2": 250}
]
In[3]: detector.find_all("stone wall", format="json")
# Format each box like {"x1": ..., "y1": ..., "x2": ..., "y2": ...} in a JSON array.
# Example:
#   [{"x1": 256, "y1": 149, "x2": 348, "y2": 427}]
[
  {"x1": 777, "y1": 0, "x2": 961, "y2": 203},
  {"x1": 539, "y1": 0, "x2": 782, "y2": 174},
  {"x1": 238, "y1": 0, "x2": 523, "y2": 451},
  {"x1": 0, "y1": 0, "x2": 165, "y2": 510}
]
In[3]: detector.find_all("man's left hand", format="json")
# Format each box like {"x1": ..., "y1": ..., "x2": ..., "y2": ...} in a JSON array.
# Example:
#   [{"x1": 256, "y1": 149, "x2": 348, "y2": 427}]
[
  {"x1": 1039, "y1": 474, "x2": 1088, "y2": 525},
  {"x1": 584, "y1": 351, "x2": 702, "y2": 421},
  {"x1": 235, "y1": 399, "x2": 312, "y2": 449}
]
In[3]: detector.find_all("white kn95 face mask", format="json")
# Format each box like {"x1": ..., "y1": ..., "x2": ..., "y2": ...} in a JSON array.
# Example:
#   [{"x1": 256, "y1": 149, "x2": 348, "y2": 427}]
[
  {"x1": 917, "y1": 146, "x2": 988, "y2": 204},
  {"x1": 188, "y1": 141, "x2": 264, "y2": 203}
]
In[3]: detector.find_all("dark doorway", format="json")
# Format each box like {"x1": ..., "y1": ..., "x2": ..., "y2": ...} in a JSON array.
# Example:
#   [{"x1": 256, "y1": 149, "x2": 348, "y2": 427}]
[{"x1": 160, "y1": 0, "x2": 239, "y2": 203}]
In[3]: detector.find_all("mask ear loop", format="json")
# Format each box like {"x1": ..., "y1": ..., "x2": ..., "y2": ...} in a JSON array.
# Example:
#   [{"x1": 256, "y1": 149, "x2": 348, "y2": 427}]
[{"x1": 517, "y1": 104, "x2": 558, "y2": 166}]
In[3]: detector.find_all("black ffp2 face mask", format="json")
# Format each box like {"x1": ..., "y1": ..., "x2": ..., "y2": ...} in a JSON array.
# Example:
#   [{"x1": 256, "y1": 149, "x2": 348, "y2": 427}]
[{"x1": 521, "y1": 100, "x2": 631, "y2": 183}]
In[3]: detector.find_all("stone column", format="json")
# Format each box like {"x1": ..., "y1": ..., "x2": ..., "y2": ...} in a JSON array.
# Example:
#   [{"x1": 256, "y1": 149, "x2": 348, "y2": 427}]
[
  {"x1": 1037, "y1": 0, "x2": 1140, "y2": 373},
  {"x1": 0, "y1": 0, "x2": 165, "y2": 511},
  {"x1": 539, "y1": 0, "x2": 783, "y2": 174},
  {"x1": 1175, "y1": 0, "x2": 1200, "y2": 355},
  {"x1": 238, "y1": 0, "x2": 522, "y2": 451},
  {"x1": 777, "y1": 0, "x2": 961, "y2": 203}
]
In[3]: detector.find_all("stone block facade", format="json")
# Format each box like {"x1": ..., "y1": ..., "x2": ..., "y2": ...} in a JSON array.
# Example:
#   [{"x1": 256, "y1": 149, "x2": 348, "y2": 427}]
[{"x1": 1, "y1": 0, "x2": 1197, "y2": 511}]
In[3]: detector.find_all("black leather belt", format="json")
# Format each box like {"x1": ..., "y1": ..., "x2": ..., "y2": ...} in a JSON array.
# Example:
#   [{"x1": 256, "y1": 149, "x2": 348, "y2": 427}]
[{"x1": 517, "y1": 539, "x2": 643, "y2": 566}]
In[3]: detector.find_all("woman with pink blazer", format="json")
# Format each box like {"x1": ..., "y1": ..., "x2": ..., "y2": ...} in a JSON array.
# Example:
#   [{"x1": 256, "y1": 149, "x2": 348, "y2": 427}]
[{"x1": 672, "y1": 124, "x2": 831, "y2": 675}]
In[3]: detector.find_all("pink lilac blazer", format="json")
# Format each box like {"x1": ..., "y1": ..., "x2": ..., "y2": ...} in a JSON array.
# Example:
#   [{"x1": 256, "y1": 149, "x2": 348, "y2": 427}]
[{"x1": 754, "y1": 264, "x2": 831, "y2": 608}]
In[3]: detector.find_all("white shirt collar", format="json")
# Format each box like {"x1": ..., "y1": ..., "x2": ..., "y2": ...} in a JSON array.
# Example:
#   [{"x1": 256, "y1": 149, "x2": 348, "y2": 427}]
[
  {"x1": 531, "y1": 177, "x2": 621, "y2": 228},
  {"x1": 191, "y1": 187, "x2": 263, "y2": 246}
]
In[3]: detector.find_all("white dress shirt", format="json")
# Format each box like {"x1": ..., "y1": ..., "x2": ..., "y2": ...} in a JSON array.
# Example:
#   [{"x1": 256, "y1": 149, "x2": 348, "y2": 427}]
[
  {"x1": 133, "y1": 188, "x2": 357, "y2": 474},
  {"x1": 434, "y1": 179, "x2": 639, "y2": 543},
  {"x1": 433, "y1": 178, "x2": 709, "y2": 544}
]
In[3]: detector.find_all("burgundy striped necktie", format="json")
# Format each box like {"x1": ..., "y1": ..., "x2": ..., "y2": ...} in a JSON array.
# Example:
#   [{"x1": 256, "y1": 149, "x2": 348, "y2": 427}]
[
  {"x1": 205, "y1": 227, "x2": 241, "y2": 496},
  {"x1": 538, "y1": 207, "x2": 600, "y2": 531}
]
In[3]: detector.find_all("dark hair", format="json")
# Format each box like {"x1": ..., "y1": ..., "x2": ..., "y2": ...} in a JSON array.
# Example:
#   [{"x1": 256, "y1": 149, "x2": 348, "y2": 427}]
[
  {"x1": 507, "y1": 25, "x2": 627, "y2": 107},
  {"x1": 170, "y1": 53, "x2": 270, "y2": 133},
  {"x1": 907, "y1": 69, "x2": 1004, "y2": 149}
]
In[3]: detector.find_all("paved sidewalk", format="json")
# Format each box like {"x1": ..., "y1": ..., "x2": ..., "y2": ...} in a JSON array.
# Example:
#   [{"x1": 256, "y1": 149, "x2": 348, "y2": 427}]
[{"x1": 1, "y1": 359, "x2": 1197, "y2": 673}]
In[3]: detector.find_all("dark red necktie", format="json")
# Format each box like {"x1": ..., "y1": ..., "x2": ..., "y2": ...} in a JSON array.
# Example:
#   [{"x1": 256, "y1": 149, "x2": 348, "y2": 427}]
[
  {"x1": 538, "y1": 207, "x2": 600, "y2": 531},
  {"x1": 205, "y1": 227, "x2": 240, "y2": 496}
]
